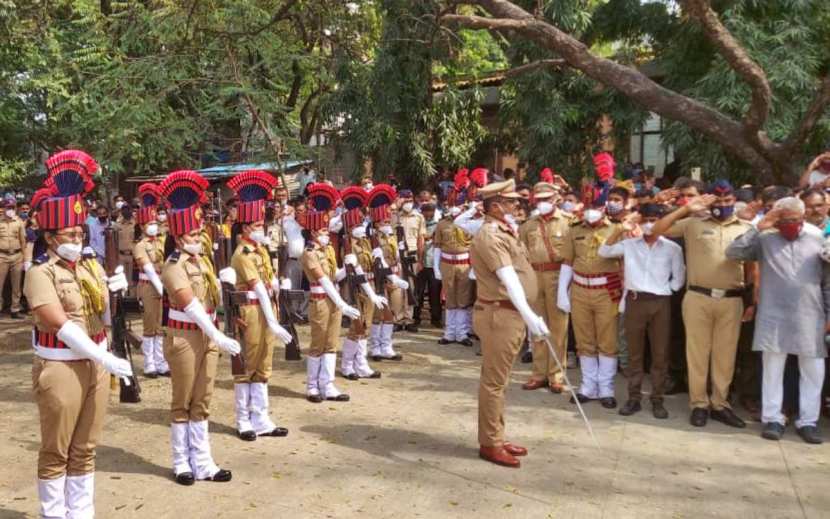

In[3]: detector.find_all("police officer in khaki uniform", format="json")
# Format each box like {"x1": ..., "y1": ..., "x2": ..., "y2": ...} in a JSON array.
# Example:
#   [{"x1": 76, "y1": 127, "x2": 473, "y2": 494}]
[
  {"x1": 471, "y1": 179, "x2": 548, "y2": 468},
  {"x1": 115, "y1": 205, "x2": 137, "y2": 297},
  {"x1": 299, "y1": 183, "x2": 361, "y2": 403},
  {"x1": 26, "y1": 150, "x2": 133, "y2": 518},
  {"x1": 432, "y1": 203, "x2": 474, "y2": 346},
  {"x1": 134, "y1": 183, "x2": 168, "y2": 378},
  {"x1": 339, "y1": 186, "x2": 387, "y2": 380},
  {"x1": 394, "y1": 189, "x2": 425, "y2": 331},
  {"x1": 651, "y1": 179, "x2": 754, "y2": 429},
  {"x1": 224, "y1": 170, "x2": 292, "y2": 440},
  {"x1": 0, "y1": 194, "x2": 26, "y2": 318},
  {"x1": 558, "y1": 201, "x2": 623, "y2": 408},
  {"x1": 159, "y1": 170, "x2": 239, "y2": 485},
  {"x1": 519, "y1": 182, "x2": 572, "y2": 393}
]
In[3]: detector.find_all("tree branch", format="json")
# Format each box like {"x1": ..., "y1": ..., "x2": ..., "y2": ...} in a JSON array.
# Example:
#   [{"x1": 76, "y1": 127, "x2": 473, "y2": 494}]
[
  {"x1": 785, "y1": 75, "x2": 830, "y2": 152},
  {"x1": 503, "y1": 58, "x2": 566, "y2": 78},
  {"x1": 680, "y1": 0, "x2": 771, "y2": 134},
  {"x1": 200, "y1": 0, "x2": 299, "y2": 37}
]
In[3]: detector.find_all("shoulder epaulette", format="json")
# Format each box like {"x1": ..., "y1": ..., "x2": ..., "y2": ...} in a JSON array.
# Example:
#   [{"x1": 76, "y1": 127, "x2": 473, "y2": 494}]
[
  {"x1": 33, "y1": 253, "x2": 48, "y2": 265},
  {"x1": 167, "y1": 251, "x2": 181, "y2": 263},
  {"x1": 242, "y1": 245, "x2": 253, "y2": 254}
]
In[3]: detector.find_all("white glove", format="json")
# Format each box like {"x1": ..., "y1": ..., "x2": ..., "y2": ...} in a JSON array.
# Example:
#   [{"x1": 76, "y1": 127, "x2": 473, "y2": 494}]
[
  {"x1": 252, "y1": 281, "x2": 293, "y2": 344},
  {"x1": 107, "y1": 265, "x2": 128, "y2": 293},
  {"x1": 183, "y1": 298, "x2": 241, "y2": 355},
  {"x1": 360, "y1": 282, "x2": 388, "y2": 309},
  {"x1": 432, "y1": 248, "x2": 442, "y2": 280},
  {"x1": 388, "y1": 274, "x2": 409, "y2": 290},
  {"x1": 495, "y1": 265, "x2": 550, "y2": 338},
  {"x1": 23, "y1": 261, "x2": 32, "y2": 272},
  {"x1": 557, "y1": 264, "x2": 573, "y2": 313},
  {"x1": 344, "y1": 253, "x2": 358, "y2": 267},
  {"x1": 218, "y1": 267, "x2": 237, "y2": 285},
  {"x1": 270, "y1": 277, "x2": 280, "y2": 293},
  {"x1": 335, "y1": 267, "x2": 347, "y2": 282},
  {"x1": 280, "y1": 277, "x2": 292, "y2": 290},
  {"x1": 328, "y1": 214, "x2": 343, "y2": 233},
  {"x1": 56, "y1": 320, "x2": 133, "y2": 378},
  {"x1": 319, "y1": 276, "x2": 361, "y2": 319},
  {"x1": 371, "y1": 247, "x2": 384, "y2": 260},
  {"x1": 142, "y1": 262, "x2": 163, "y2": 296}
]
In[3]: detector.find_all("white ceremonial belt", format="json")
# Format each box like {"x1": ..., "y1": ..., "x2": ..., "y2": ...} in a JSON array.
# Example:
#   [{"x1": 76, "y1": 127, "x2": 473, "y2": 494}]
[
  {"x1": 573, "y1": 274, "x2": 608, "y2": 286},
  {"x1": 169, "y1": 309, "x2": 217, "y2": 323},
  {"x1": 34, "y1": 338, "x2": 108, "y2": 361},
  {"x1": 310, "y1": 286, "x2": 326, "y2": 295},
  {"x1": 441, "y1": 252, "x2": 470, "y2": 261},
  {"x1": 138, "y1": 273, "x2": 150, "y2": 281}
]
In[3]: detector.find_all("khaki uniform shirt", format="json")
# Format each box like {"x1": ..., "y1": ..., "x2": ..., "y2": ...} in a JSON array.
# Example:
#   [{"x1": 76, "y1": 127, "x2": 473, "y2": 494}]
[
  {"x1": 665, "y1": 216, "x2": 750, "y2": 290},
  {"x1": 76, "y1": 258, "x2": 108, "y2": 336},
  {"x1": 300, "y1": 243, "x2": 337, "y2": 282},
  {"x1": 519, "y1": 210, "x2": 572, "y2": 266},
  {"x1": 377, "y1": 233, "x2": 400, "y2": 269},
  {"x1": 470, "y1": 216, "x2": 537, "y2": 304},
  {"x1": 161, "y1": 250, "x2": 215, "y2": 310},
  {"x1": 116, "y1": 219, "x2": 135, "y2": 254},
  {"x1": 0, "y1": 216, "x2": 25, "y2": 255},
  {"x1": 231, "y1": 240, "x2": 275, "y2": 291},
  {"x1": 133, "y1": 236, "x2": 164, "y2": 270},
  {"x1": 397, "y1": 211, "x2": 426, "y2": 253},
  {"x1": 562, "y1": 219, "x2": 622, "y2": 274},
  {"x1": 25, "y1": 250, "x2": 90, "y2": 334},
  {"x1": 350, "y1": 237, "x2": 374, "y2": 273},
  {"x1": 433, "y1": 218, "x2": 471, "y2": 254}
]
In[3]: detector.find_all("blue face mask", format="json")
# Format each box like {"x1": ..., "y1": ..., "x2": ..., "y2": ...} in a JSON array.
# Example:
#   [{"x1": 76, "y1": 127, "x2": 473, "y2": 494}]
[
  {"x1": 19, "y1": 212, "x2": 28, "y2": 220},
  {"x1": 711, "y1": 205, "x2": 734, "y2": 221}
]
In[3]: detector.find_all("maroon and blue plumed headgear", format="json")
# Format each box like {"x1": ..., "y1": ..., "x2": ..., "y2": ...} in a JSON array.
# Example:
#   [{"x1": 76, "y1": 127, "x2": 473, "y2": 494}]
[
  {"x1": 367, "y1": 184, "x2": 397, "y2": 223},
  {"x1": 300, "y1": 183, "x2": 340, "y2": 231},
  {"x1": 159, "y1": 170, "x2": 208, "y2": 237},
  {"x1": 36, "y1": 150, "x2": 97, "y2": 231},
  {"x1": 340, "y1": 186, "x2": 368, "y2": 229},
  {"x1": 137, "y1": 183, "x2": 161, "y2": 225},
  {"x1": 226, "y1": 170, "x2": 278, "y2": 224}
]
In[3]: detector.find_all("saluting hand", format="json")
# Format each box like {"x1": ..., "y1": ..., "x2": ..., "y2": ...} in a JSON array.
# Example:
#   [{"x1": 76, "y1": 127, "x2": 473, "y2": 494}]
[
  {"x1": 756, "y1": 208, "x2": 781, "y2": 232},
  {"x1": 686, "y1": 194, "x2": 717, "y2": 213}
]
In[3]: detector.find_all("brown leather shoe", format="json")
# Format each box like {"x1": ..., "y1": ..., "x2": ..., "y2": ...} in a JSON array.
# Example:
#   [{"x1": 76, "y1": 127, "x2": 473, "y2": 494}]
[
  {"x1": 522, "y1": 379, "x2": 548, "y2": 391},
  {"x1": 479, "y1": 446, "x2": 520, "y2": 468},
  {"x1": 503, "y1": 442, "x2": 528, "y2": 457}
]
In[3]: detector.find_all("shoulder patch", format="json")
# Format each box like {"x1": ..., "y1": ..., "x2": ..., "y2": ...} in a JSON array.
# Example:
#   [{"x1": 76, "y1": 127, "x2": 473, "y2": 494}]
[
  {"x1": 167, "y1": 251, "x2": 181, "y2": 263},
  {"x1": 242, "y1": 245, "x2": 253, "y2": 254},
  {"x1": 33, "y1": 253, "x2": 48, "y2": 265}
]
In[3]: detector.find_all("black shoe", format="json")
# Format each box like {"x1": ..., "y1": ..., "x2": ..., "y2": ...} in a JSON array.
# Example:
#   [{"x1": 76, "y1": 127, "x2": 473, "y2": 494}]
[
  {"x1": 468, "y1": 333, "x2": 479, "y2": 341},
  {"x1": 364, "y1": 371, "x2": 382, "y2": 379},
  {"x1": 207, "y1": 469, "x2": 232, "y2": 482},
  {"x1": 158, "y1": 371, "x2": 171, "y2": 377},
  {"x1": 10, "y1": 312, "x2": 22, "y2": 320},
  {"x1": 431, "y1": 320, "x2": 442, "y2": 328},
  {"x1": 238, "y1": 430, "x2": 256, "y2": 442},
  {"x1": 386, "y1": 354, "x2": 403, "y2": 361},
  {"x1": 307, "y1": 394, "x2": 323, "y2": 404},
  {"x1": 326, "y1": 394, "x2": 350, "y2": 402},
  {"x1": 652, "y1": 400, "x2": 669, "y2": 419},
  {"x1": 370, "y1": 355, "x2": 384, "y2": 362},
  {"x1": 457, "y1": 338, "x2": 473, "y2": 347},
  {"x1": 619, "y1": 399, "x2": 641, "y2": 416},
  {"x1": 796, "y1": 425, "x2": 823, "y2": 444},
  {"x1": 405, "y1": 324, "x2": 419, "y2": 333},
  {"x1": 343, "y1": 373, "x2": 359, "y2": 381},
  {"x1": 393, "y1": 324, "x2": 403, "y2": 332},
  {"x1": 437, "y1": 338, "x2": 454, "y2": 345},
  {"x1": 175, "y1": 472, "x2": 195, "y2": 486},
  {"x1": 710, "y1": 407, "x2": 746, "y2": 429},
  {"x1": 520, "y1": 351, "x2": 533, "y2": 364},
  {"x1": 260, "y1": 427, "x2": 289, "y2": 437},
  {"x1": 690, "y1": 408, "x2": 708, "y2": 427},
  {"x1": 569, "y1": 393, "x2": 593, "y2": 404},
  {"x1": 145, "y1": 372, "x2": 159, "y2": 379},
  {"x1": 600, "y1": 397, "x2": 617, "y2": 409},
  {"x1": 761, "y1": 422, "x2": 785, "y2": 441}
]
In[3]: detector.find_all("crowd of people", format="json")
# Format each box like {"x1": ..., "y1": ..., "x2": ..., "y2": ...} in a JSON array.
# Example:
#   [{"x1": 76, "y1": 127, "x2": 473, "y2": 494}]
[{"x1": 12, "y1": 147, "x2": 830, "y2": 516}]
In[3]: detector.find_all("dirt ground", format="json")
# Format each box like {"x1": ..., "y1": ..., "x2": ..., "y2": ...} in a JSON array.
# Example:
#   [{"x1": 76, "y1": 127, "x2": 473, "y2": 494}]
[{"x1": 0, "y1": 316, "x2": 828, "y2": 519}]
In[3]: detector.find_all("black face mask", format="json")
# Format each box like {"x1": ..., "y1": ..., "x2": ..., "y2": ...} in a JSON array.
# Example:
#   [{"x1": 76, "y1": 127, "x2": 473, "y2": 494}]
[{"x1": 98, "y1": 215, "x2": 108, "y2": 223}]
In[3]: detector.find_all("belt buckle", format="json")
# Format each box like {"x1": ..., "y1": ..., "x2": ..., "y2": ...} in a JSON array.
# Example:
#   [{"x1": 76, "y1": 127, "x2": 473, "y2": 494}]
[
  {"x1": 710, "y1": 288, "x2": 725, "y2": 299},
  {"x1": 630, "y1": 291, "x2": 638, "y2": 300}
]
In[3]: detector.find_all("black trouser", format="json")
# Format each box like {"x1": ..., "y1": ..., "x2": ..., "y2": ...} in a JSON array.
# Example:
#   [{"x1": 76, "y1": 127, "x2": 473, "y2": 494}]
[
  {"x1": 734, "y1": 320, "x2": 761, "y2": 401},
  {"x1": 413, "y1": 267, "x2": 442, "y2": 324},
  {"x1": 667, "y1": 287, "x2": 687, "y2": 385}
]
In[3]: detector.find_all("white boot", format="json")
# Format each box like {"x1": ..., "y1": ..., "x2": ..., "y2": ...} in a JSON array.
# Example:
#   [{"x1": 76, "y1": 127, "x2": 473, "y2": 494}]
[
  {"x1": 320, "y1": 353, "x2": 350, "y2": 401},
  {"x1": 442, "y1": 309, "x2": 456, "y2": 341},
  {"x1": 65, "y1": 473, "x2": 94, "y2": 519},
  {"x1": 38, "y1": 476, "x2": 66, "y2": 519},
  {"x1": 354, "y1": 339, "x2": 379, "y2": 378},
  {"x1": 578, "y1": 356, "x2": 600, "y2": 399},
  {"x1": 597, "y1": 355, "x2": 618, "y2": 399},
  {"x1": 340, "y1": 338, "x2": 358, "y2": 377},
  {"x1": 170, "y1": 422, "x2": 192, "y2": 476},
  {"x1": 234, "y1": 384, "x2": 254, "y2": 435},
  {"x1": 368, "y1": 324, "x2": 383, "y2": 356},
  {"x1": 381, "y1": 323, "x2": 400, "y2": 360},
  {"x1": 154, "y1": 335, "x2": 169, "y2": 374},
  {"x1": 249, "y1": 382, "x2": 279, "y2": 435},
  {"x1": 141, "y1": 336, "x2": 156, "y2": 375},
  {"x1": 306, "y1": 355, "x2": 322, "y2": 400},
  {"x1": 188, "y1": 420, "x2": 220, "y2": 480}
]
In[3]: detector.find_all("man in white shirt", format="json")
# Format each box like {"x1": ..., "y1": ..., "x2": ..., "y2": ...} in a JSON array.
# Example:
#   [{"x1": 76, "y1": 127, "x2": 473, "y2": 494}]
[{"x1": 598, "y1": 204, "x2": 685, "y2": 419}]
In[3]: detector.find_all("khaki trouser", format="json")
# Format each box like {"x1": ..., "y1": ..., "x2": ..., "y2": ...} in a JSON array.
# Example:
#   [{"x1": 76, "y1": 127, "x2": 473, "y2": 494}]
[
  {"x1": 119, "y1": 252, "x2": 134, "y2": 297},
  {"x1": 529, "y1": 270, "x2": 569, "y2": 384},
  {"x1": 139, "y1": 281, "x2": 163, "y2": 336},
  {"x1": 32, "y1": 358, "x2": 109, "y2": 479},
  {"x1": 571, "y1": 284, "x2": 618, "y2": 357},
  {"x1": 474, "y1": 303, "x2": 526, "y2": 448},
  {"x1": 624, "y1": 294, "x2": 671, "y2": 401},
  {"x1": 309, "y1": 297, "x2": 342, "y2": 356},
  {"x1": 375, "y1": 284, "x2": 403, "y2": 324},
  {"x1": 164, "y1": 329, "x2": 218, "y2": 423},
  {"x1": 682, "y1": 290, "x2": 743, "y2": 410},
  {"x1": 234, "y1": 303, "x2": 278, "y2": 383},
  {"x1": 347, "y1": 293, "x2": 375, "y2": 340},
  {"x1": 439, "y1": 260, "x2": 473, "y2": 309},
  {"x1": 0, "y1": 252, "x2": 22, "y2": 312}
]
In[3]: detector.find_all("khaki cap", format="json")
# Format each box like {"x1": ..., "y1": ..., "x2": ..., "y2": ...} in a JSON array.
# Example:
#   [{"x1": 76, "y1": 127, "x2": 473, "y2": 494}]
[
  {"x1": 532, "y1": 182, "x2": 558, "y2": 199},
  {"x1": 478, "y1": 179, "x2": 522, "y2": 200}
]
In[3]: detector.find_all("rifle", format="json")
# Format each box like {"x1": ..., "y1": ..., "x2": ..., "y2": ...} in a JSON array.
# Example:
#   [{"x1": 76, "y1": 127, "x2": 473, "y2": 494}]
[
  {"x1": 369, "y1": 226, "x2": 393, "y2": 322},
  {"x1": 395, "y1": 225, "x2": 417, "y2": 305},
  {"x1": 340, "y1": 220, "x2": 361, "y2": 306},
  {"x1": 222, "y1": 279, "x2": 247, "y2": 376},
  {"x1": 276, "y1": 240, "x2": 302, "y2": 361},
  {"x1": 104, "y1": 224, "x2": 141, "y2": 403}
]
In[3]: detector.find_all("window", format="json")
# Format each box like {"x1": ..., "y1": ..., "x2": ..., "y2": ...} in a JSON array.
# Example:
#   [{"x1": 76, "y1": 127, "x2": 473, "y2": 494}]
[{"x1": 629, "y1": 113, "x2": 675, "y2": 177}]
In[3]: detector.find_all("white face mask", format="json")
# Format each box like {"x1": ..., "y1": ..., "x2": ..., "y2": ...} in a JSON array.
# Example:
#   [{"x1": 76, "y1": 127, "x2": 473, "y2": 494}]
[
  {"x1": 56, "y1": 242, "x2": 82, "y2": 262},
  {"x1": 537, "y1": 201, "x2": 554, "y2": 215},
  {"x1": 584, "y1": 209, "x2": 603, "y2": 224},
  {"x1": 351, "y1": 226, "x2": 366, "y2": 239},
  {"x1": 5, "y1": 209, "x2": 15, "y2": 218},
  {"x1": 561, "y1": 201, "x2": 576, "y2": 213},
  {"x1": 250, "y1": 229, "x2": 267, "y2": 244},
  {"x1": 504, "y1": 213, "x2": 518, "y2": 231},
  {"x1": 145, "y1": 223, "x2": 159, "y2": 237},
  {"x1": 606, "y1": 201, "x2": 624, "y2": 215},
  {"x1": 449, "y1": 206, "x2": 462, "y2": 217},
  {"x1": 380, "y1": 224, "x2": 393, "y2": 235},
  {"x1": 317, "y1": 234, "x2": 330, "y2": 246},
  {"x1": 157, "y1": 213, "x2": 167, "y2": 222},
  {"x1": 642, "y1": 222, "x2": 655, "y2": 235},
  {"x1": 183, "y1": 242, "x2": 201, "y2": 255},
  {"x1": 363, "y1": 183, "x2": 374, "y2": 192},
  {"x1": 115, "y1": 201, "x2": 125, "y2": 210},
  {"x1": 402, "y1": 202, "x2": 414, "y2": 213}
]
